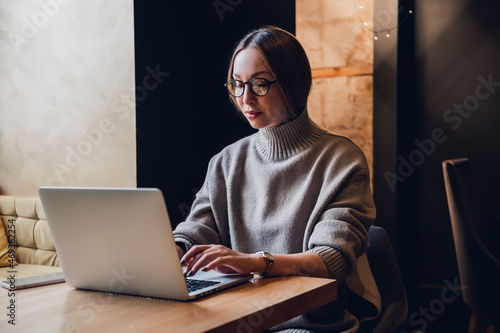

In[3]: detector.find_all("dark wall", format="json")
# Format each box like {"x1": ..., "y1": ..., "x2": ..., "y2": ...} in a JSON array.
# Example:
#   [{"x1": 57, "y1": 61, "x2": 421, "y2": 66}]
[
  {"x1": 134, "y1": 1, "x2": 295, "y2": 226},
  {"x1": 373, "y1": 0, "x2": 400, "y2": 249},
  {"x1": 414, "y1": 0, "x2": 500, "y2": 282},
  {"x1": 375, "y1": 0, "x2": 500, "y2": 331}
]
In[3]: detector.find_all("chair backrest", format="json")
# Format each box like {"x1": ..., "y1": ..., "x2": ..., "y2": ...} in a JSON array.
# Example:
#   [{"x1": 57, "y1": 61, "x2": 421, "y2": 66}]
[
  {"x1": 0, "y1": 195, "x2": 59, "y2": 266},
  {"x1": 442, "y1": 158, "x2": 500, "y2": 319},
  {"x1": 361, "y1": 226, "x2": 408, "y2": 333}
]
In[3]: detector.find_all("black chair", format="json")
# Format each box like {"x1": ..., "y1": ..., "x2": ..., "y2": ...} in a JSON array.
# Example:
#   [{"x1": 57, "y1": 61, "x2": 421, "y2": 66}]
[
  {"x1": 360, "y1": 226, "x2": 408, "y2": 333},
  {"x1": 443, "y1": 158, "x2": 500, "y2": 332}
]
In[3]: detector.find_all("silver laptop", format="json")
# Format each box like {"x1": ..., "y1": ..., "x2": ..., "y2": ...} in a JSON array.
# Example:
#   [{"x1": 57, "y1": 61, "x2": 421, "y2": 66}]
[{"x1": 38, "y1": 187, "x2": 253, "y2": 301}]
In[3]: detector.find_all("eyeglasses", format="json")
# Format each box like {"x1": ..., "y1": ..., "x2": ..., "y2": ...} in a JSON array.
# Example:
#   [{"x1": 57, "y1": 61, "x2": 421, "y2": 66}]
[{"x1": 224, "y1": 78, "x2": 277, "y2": 97}]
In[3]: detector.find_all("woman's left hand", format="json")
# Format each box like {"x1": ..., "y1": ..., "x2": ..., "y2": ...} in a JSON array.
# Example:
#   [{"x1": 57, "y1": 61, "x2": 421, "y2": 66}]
[{"x1": 180, "y1": 244, "x2": 264, "y2": 277}]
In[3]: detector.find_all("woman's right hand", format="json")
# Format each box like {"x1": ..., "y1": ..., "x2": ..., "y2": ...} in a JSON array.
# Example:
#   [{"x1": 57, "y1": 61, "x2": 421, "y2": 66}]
[{"x1": 180, "y1": 244, "x2": 264, "y2": 277}]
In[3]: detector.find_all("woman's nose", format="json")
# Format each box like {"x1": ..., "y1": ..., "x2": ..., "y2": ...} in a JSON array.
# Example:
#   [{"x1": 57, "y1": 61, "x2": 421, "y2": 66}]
[{"x1": 241, "y1": 86, "x2": 257, "y2": 105}]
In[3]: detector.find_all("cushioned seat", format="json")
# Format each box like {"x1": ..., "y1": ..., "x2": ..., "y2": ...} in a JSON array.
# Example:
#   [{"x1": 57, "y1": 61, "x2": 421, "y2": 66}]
[
  {"x1": 0, "y1": 195, "x2": 61, "y2": 279},
  {"x1": 360, "y1": 225, "x2": 408, "y2": 332}
]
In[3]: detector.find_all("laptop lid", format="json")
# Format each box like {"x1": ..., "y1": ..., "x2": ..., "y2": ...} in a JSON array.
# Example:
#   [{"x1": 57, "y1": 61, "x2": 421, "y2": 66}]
[{"x1": 39, "y1": 187, "x2": 252, "y2": 301}]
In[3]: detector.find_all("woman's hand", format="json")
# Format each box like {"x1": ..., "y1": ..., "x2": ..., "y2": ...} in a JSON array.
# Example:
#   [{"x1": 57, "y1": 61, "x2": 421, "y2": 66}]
[
  {"x1": 180, "y1": 244, "x2": 330, "y2": 278},
  {"x1": 180, "y1": 244, "x2": 264, "y2": 277}
]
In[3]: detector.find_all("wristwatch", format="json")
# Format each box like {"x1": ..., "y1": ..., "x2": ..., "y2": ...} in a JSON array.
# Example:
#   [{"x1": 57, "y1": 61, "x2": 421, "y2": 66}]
[{"x1": 255, "y1": 251, "x2": 274, "y2": 276}]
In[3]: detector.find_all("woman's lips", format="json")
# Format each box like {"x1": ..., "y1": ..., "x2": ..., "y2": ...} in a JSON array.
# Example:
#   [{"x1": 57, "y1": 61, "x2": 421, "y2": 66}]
[{"x1": 244, "y1": 110, "x2": 263, "y2": 120}]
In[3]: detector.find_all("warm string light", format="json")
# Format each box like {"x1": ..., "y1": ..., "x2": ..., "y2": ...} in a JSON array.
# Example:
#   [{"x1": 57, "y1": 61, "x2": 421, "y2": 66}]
[{"x1": 354, "y1": 0, "x2": 414, "y2": 41}]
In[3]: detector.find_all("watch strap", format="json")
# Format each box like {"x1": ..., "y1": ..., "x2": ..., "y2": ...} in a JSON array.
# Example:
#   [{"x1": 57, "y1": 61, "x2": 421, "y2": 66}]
[{"x1": 256, "y1": 251, "x2": 274, "y2": 276}]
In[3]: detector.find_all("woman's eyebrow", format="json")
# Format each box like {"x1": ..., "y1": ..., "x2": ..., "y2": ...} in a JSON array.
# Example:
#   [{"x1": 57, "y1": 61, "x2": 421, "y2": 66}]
[{"x1": 233, "y1": 71, "x2": 273, "y2": 79}]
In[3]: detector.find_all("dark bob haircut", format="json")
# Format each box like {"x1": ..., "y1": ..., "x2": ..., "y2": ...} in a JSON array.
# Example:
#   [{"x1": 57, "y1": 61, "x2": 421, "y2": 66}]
[{"x1": 227, "y1": 26, "x2": 312, "y2": 117}]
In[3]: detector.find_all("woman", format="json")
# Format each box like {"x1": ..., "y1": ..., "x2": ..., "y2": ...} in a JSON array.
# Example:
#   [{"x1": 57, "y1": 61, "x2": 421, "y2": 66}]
[{"x1": 173, "y1": 26, "x2": 380, "y2": 332}]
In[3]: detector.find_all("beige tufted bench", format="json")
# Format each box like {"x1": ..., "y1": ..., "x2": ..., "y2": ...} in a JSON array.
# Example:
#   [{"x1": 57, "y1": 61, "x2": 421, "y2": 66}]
[{"x1": 0, "y1": 195, "x2": 62, "y2": 280}]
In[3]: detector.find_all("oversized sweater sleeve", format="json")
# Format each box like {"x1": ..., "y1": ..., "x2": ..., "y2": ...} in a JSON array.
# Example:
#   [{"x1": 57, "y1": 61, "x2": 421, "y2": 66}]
[
  {"x1": 310, "y1": 246, "x2": 350, "y2": 281},
  {"x1": 173, "y1": 156, "x2": 223, "y2": 248},
  {"x1": 307, "y1": 143, "x2": 376, "y2": 277}
]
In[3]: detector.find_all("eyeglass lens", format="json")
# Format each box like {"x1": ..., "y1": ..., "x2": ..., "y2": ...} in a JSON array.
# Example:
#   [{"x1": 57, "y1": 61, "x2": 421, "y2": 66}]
[{"x1": 226, "y1": 78, "x2": 272, "y2": 97}]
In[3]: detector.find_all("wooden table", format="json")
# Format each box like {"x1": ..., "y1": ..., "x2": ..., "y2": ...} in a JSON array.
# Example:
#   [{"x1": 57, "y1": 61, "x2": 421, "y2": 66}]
[{"x1": 2, "y1": 275, "x2": 337, "y2": 332}]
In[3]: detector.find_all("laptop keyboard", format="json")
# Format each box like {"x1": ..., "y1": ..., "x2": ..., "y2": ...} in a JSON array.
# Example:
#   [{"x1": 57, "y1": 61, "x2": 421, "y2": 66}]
[{"x1": 186, "y1": 278, "x2": 221, "y2": 293}]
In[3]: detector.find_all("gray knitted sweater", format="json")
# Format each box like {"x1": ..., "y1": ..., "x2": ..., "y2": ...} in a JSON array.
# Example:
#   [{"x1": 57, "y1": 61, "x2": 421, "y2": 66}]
[{"x1": 173, "y1": 110, "x2": 381, "y2": 332}]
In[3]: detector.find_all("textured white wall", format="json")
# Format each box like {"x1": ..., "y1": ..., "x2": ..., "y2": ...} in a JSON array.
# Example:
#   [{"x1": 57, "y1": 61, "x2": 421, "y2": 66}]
[{"x1": 0, "y1": 0, "x2": 136, "y2": 196}]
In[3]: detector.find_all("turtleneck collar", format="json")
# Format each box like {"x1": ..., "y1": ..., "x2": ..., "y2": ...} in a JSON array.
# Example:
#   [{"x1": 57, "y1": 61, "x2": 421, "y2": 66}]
[{"x1": 256, "y1": 109, "x2": 325, "y2": 160}]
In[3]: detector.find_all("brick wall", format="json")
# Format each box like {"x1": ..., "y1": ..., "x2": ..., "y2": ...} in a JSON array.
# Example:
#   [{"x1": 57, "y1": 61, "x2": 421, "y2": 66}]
[{"x1": 297, "y1": 0, "x2": 374, "y2": 178}]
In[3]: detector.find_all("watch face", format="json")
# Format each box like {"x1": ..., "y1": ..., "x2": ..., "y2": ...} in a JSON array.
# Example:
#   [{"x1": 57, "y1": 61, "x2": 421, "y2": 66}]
[{"x1": 264, "y1": 252, "x2": 274, "y2": 262}]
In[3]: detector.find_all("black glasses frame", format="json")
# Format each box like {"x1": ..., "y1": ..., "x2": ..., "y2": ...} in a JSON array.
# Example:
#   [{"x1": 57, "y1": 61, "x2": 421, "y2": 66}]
[{"x1": 224, "y1": 78, "x2": 277, "y2": 97}]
